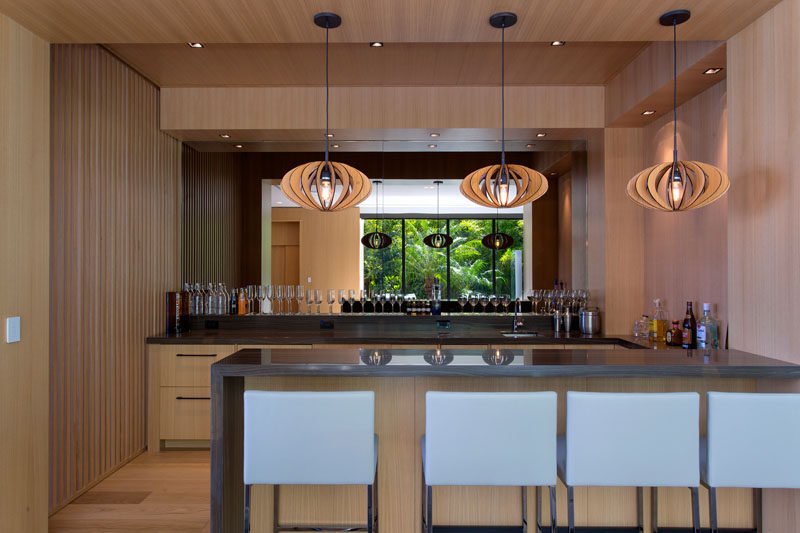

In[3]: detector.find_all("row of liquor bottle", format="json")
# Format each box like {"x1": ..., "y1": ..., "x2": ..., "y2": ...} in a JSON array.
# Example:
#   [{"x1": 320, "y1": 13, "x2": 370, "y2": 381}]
[{"x1": 635, "y1": 299, "x2": 721, "y2": 349}]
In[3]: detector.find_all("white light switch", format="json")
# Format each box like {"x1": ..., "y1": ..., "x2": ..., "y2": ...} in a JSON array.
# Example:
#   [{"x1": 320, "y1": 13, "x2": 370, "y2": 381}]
[
  {"x1": 6, "y1": 316, "x2": 20, "y2": 343},
  {"x1": 307, "y1": 277, "x2": 312, "y2": 283}
]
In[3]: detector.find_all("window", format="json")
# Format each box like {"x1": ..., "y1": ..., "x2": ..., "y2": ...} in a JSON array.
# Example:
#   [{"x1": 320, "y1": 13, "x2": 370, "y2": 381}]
[{"x1": 362, "y1": 217, "x2": 523, "y2": 299}]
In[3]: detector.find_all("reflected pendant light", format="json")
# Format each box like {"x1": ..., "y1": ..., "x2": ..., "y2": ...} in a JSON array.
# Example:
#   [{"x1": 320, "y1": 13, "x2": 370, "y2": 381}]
[
  {"x1": 626, "y1": 10, "x2": 729, "y2": 211},
  {"x1": 281, "y1": 13, "x2": 371, "y2": 211},
  {"x1": 460, "y1": 12, "x2": 548, "y2": 209},
  {"x1": 361, "y1": 180, "x2": 392, "y2": 249},
  {"x1": 482, "y1": 227, "x2": 514, "y2": 250},
  {"x1": 423, "y1": 180, "x2": 453, "y2": 248}
]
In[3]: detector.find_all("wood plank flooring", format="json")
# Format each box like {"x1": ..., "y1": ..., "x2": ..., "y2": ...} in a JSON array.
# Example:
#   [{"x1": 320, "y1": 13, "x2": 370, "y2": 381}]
[{"x1": 49, "y1": 451, "x2": 210, "y2": 533}]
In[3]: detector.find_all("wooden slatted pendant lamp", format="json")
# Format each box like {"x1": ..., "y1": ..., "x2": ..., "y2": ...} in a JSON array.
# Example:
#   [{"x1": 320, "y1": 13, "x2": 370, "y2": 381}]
[
  {"x1": 460, "y1": 12, "x2": 548, "y2": 209},
  {"x1": 423, "y1": 181, "x2": 453, "y2": 248},
  {"x1": 281, "y1": 13, "x2": 371, "y2": 211},
  {"x1": 361, "y1": 180, "x2": 392, "y2": 249},
  {"x1": 626, "y1": 10, "x2": 729, "y2": 211}
]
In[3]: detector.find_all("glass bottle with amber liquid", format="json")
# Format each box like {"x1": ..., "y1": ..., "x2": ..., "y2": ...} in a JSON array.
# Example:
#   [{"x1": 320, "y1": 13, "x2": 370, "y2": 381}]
[
  {"x1": 681, "y1": 301, "x2": 697, "y2": 349},
  {"x1": 666, "y1": 320, "x2": 682, "y2": 346}
]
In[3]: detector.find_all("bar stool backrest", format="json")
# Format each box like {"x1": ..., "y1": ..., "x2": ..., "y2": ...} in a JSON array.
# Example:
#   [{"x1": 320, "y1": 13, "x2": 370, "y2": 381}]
[
  {"x1": 243, "y1": 390, "x2": 375, "y2": 485},
  {"x1": 425, "y1": 391, "x2": 557, "y2": 486},
  {"x1": 566, "y1": 391, "x2": 699, "y2": 487},
  {"x1": 707, "y1": 392, "x2": 800, "y2": 488}
]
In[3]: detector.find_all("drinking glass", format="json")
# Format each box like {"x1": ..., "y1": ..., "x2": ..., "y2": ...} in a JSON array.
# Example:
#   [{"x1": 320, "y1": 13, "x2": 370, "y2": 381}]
[
  {"x1": 469, "y1": 294, "x2": 478, "y2": 312},
  {"x1": 389, "y1": 293, "x2": 397, "y2": 313},
  {"x1": 275, "y1": 285, "x2": 283, "y2": 315},
  {"x1": 306, "y1": 289, "x2": 314, "y2": 314},
  {"x1": 490, "y1": 295, "x2": 498, "y2": 314},
  {"x1": 379, "y1": 293, "x2": 387, "y2": 314},
  {"x1": 479, "y1": 295, "x2": 489, "y2": 313},
  {"x1": 501, "y1": 295, "x2": 511, "y2": 314},
  {"x1": 348, "y1": 289, "x2": 356, "y2": 313},
  {"x1": 338, "y1": 289, "x2": 347, "y2": 314},
  {"x1": 457, "y1": 295, "x2": 467, "y2": 314},
  {"x1": 296, "y1": 285, "x2": 304, "y2": 314},
  {"x1": 265, "y1": 284, "x2": 274, "y2": 314},
  {"x1": 371, "y1": 290, "x2": 380, "y2": 313},
  {"x1": 543, "y1": 290, "x2": 552, "y2": 314},
  {"x1": 256, "y1": 285, "x2": 265, "y2": 314},
  {"x1": 359, "y1": 290, "x2": 367, "y2": 314},
  {"x1": 315, "y1": 289, "x2": 322, "y2": 314},
  {"x1": 284, "y1": 285, "x2": 293, "y2": 314},
  {"x1": 327, "y1": 289, "x2": 335, "y2": 314},
  {"x1": 526, "y1": 290, "x2": 536, "y2": 314}
]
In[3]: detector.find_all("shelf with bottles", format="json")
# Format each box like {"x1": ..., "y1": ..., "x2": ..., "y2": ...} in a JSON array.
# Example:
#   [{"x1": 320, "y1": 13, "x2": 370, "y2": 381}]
[{"x1": 634, "y1": 299, "x2": 721, "y2": 350}]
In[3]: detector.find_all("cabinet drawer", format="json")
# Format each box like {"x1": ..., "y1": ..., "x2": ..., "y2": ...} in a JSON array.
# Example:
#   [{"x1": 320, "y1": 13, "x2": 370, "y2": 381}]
[
  {"x1": 563, "y1": 344, "x2": 616, "y2": 350},
  {"x1": 159, "y1": 387, "x2": 211, "y2": 440},
  {"x1": 159, "y1": 345, "x2": 234, "y2": 387}
]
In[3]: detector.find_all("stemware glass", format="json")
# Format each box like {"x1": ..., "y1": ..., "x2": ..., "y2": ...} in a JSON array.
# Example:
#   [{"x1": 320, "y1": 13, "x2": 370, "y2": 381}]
[
  {"x1": 264, "y1": 284, "x2": 273, "y2": 314},
  {"x1": 256, "y1": 285, "x2": 265, "y2": 315},
  {"x1": 379, "y1": 293, "x2": 387, "y2": 314},
  {"x1": 371, "y1": 290, "x2": 380, "y2": 313},
  {"x1": 501, "y1": 295, "x2": 511, "y2": 314},
  {"x1": 490, "y1": 295, "x2": 498, "y2": 314},
  {"x1": 315, "y1": 289, "x2": 322, "y2": 314},
  {"x1": 469, "y1": 294, "x2": 479, "y2": 313},
  {"x1": 457, "y1": 295, "x2": 467, "y2": 314},
  {"x1": 543, "y1": 290, "x2": 552, "y2": 314},
  {"x1": 306, "y1": 289, "x2": 314, "y2": 314},
  {"x1": 389, "y1": 293, "x2": 397, "y2": 314},
  {"x1": 275, "y1": 285, "x2": 283, "y2": 315},
  {"x1": 327, "y1": 289, "x2": 335, "y2": 314},
  {"x1": 359, "y1": 290, "x2": 367, "y2": 314},
  {"x1": 526, "y1": 290, "x2": 536, "y2": 314},
  {"x1": 285, "y1": 285, "x2": 294, "y2": 314},
  {"x1": 479, "y1": 294, "x2": 489, "y2": 313},
  {"x1": 348, "y1": 289, "x2": 356, "y2": 313},
  {"x1": 296, "y1": 285, "x2": 304, "y2": 315},
  {"x1": 338, "y1": 289, "x2": 347, "y2": 314}
]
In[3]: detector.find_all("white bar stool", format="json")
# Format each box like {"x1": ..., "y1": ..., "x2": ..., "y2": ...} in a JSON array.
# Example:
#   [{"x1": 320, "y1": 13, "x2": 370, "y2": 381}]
[
  {"x1": 422, "y1": 391, "x2": 558, "y2": 533},
  {"x1": 243, "y1": 390, "x2": 378, "y2": 533},
  {"x1": 559, "y1": 391, "x2": 700, "y2": 533},
  {"x1": 704, "y1": 392, "x2": 800, "y2": 533}
]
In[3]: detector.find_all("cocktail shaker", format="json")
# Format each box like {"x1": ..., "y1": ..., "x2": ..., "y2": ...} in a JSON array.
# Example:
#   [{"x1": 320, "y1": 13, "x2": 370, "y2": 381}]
[{"x1": 553, "y1": 310, "x2": 562, "y2": 333}]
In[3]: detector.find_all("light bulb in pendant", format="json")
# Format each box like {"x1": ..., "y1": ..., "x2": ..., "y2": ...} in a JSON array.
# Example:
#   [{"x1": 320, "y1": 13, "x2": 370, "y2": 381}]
[
  {"x1": 669, "y1": 167, "x2": 683, "y2": 206},
  {"x1": 433, "y1": 234, "x2": 444, "y2": 248},
  {"x1": 494, "y1": 235, "x2": 502, "y2": 248},
  {"x1": 369, "y1": 233, "x2": 382, "y2": 248},
  {"x1": 498, "y1": 167, "x2": 510, "y2": 206},
  {"x1": 319, "y1": 165, "x2": 333, "y2": 202}
]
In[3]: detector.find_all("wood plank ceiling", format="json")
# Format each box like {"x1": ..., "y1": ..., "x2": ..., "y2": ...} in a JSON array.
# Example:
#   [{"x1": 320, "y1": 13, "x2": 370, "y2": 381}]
[{"x1": 0, "y1": 0, "x2": 780, "y2": 43}]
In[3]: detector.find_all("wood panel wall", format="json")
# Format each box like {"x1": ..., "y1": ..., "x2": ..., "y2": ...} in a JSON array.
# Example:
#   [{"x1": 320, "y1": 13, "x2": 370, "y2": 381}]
[
  {"x1": 0, "y1": 13, "x2": 49, "y2": 531},
  {"x1": 558, "y1": 174, "x2": 573, "y2": 287},
  {"x1": 727, "y1": 1, "x2": 800, "y2": 525},
  {"x1": 182, "y1": 145, "x2": 243, "y2": 288},
  {"x1": 642, "y1": 81, "x2": 727, "y2": 327},
  {"x1": 50, "y1": 44, "x2": 181, "y2": 512}
]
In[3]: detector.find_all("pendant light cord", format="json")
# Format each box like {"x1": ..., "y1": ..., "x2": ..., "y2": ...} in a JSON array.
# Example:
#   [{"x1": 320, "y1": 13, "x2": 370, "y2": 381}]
[
  {"x1": 672, "y1": 18, "x2": 677, "y2": 165},
  {"x1": 501, "y1": 23, "x2": 506, "y2": 166},
  {"x1": 325, "y1": 22, "x2": 330, "y2": 163}
]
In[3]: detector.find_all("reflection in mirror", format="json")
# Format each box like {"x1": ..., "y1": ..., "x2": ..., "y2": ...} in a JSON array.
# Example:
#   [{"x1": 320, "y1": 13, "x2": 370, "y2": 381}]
[
  {"x1": 423, "y1": 348, "x2": 454, "y2": 366},
  {"x1": 482, "y1": 349, "x2": 515, "y2": 365},
  {"x1": 359, "y1": 349, "x2": 392, "y2": 366}
]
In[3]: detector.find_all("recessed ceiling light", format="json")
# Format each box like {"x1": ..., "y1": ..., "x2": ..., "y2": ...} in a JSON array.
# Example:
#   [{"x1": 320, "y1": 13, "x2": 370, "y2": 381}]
[
  {"x1": 187, "y1": 42, "x2": 204, "y2": 48},
  {"x1": 370, "y1": 42, "x2": 384, "y2": 47},
  {"x1": 332, "y1": 144, "x2": 339, "y2": 148},
  {"x1": 326, "y1": 133, "x2": 334, "y2": 138},
  {"x1": 234, "y1": 144, "x2": 243, "y2": 148},
  {"x1": 550, "y1": 41, "x2": 566, "y2": 46},
  {"x1": 641, "y1": 110, "x2": 656, "y2": 116},
  {"x1": 703, "y1": 67, "x2": 723, "y2": 75},
  {"x1": 536, "y1": 132, "x2": 546, "y2": 138},
  {"x1": 526, "y1": 144, "x2": 535, "y2": 148},
  {"x1": 219, "y1": 133, "x2": 230, "y2": 138},
  {"x1": 428, "y1": 144, "x2": 437, "y2": 148},
  {"x1": 550, "y1": 172, "x2": 558, "y2": 176},
  {"x1": 430, "y1": 132, "x2": 440, "y2": 137}
]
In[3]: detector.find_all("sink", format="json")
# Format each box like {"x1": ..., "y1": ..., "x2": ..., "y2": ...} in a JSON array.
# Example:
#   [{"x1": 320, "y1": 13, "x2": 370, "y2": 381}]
[{"x1": 501, "y1": 332, "x2": 540, "y2": 337}]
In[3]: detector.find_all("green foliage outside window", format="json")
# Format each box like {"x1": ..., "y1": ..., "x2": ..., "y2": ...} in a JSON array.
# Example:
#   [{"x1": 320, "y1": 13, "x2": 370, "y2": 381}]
[{"x1": 363, "y1": 217, "x2": 524, "y2": 299}]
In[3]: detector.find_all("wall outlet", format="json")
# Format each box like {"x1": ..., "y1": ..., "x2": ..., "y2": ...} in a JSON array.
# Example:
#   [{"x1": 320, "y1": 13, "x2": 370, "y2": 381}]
[
  {"x1": 307, "y1": 276, "x2": 312, "y2": 283},
  {"x1": 6, "y1": 316, "x2": 20, "y2": 343}
]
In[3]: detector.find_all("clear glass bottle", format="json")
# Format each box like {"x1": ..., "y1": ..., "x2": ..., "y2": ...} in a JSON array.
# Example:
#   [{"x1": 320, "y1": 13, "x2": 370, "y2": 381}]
[
  {"x1": 193, "y1": 282, "x2": 203, "y2": 315},
  {"x1": 696, "y1": 303, "x2": 720, "y2": 349},
  {"x1": 634, "y1": 315, "x2": 650, "y2": 338},
  {"x1": 649, "y1": 298, "x2": 668, "y2": 342}
]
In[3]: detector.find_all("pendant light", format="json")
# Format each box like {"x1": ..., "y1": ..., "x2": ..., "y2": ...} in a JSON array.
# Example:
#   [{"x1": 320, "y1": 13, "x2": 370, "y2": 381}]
[
  {"x1": 361, "y1": 180, "x2": 392, "y2": 249},
  {"x1": 423, "y1": 181, "x2": 453, "y2": 248},
  {"x1": 281, "y1": 13, "x2": 371, "y2": 211},
  {"x1": 626, "y1": 9, "x2": 729, "y2": 211},
  {"x1": 460, "y1": 12, "x2": 548, "y2": 209},
  {"x1": 482, "y1": 225, "x2": 514, "y2": 250}
]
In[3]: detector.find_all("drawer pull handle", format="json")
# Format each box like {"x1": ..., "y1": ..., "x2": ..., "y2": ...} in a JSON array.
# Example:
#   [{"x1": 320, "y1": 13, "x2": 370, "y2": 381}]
[
  {"x1": 175, "y1": 396, "x2": 211, "y2": 400},
  {"x1": 175, "y1": 353, "x2": 217, "y2": 357}
]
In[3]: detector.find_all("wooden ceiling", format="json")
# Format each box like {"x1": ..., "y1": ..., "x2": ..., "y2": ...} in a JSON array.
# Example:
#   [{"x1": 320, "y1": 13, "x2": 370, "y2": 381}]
[
  {"x1": 0, "y1": 0, "x2": 780, "y2": 43},
  {"x1": 106, "y1": 42, "x2": 647, "y2": 87}
]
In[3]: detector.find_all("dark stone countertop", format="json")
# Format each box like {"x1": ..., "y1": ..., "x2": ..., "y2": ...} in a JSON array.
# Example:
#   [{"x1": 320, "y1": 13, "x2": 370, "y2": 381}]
[{"x1": 210, "y1": 347, "x2": 800, "y2": 379}]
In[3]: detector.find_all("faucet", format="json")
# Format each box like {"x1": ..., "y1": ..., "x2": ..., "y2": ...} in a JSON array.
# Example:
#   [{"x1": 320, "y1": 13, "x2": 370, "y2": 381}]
[{"x1": 513, "y1": 299, "x2": 524, "y2": 332}]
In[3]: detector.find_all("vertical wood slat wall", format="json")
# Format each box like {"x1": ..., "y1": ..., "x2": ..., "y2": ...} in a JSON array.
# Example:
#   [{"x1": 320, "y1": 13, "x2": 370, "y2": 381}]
[
  {"x1": 181, "y1": 145, "x2": 243, "y2": 288},
  {"x1": 50, "y1": 44, "x2": 181, "y2": 512}
]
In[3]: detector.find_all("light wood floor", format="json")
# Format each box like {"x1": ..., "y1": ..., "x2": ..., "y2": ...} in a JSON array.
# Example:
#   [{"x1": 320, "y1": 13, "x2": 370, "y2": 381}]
[{"x1": 49, "y1": 451, "x2": 210, "y2": 533}]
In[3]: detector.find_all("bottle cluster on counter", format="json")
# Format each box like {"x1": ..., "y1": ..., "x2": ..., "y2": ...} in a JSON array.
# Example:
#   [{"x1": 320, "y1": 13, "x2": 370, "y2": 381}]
[{"x1": 635, "y1": 298, "x2": 721, "y2": 349}]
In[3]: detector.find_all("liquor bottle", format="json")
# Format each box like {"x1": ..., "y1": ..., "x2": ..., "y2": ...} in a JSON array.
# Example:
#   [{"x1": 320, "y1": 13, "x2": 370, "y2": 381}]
[
  {"x1": 666, "y1": 320, "x2": 682, "y2": 346},
  {"x1": 238, "y1": 289, "x2": 247, "y2": 315},
  {"x1": 681, "y1": 301, "x2": 697, "y2": 349},
  {"x1": 341, "y1": 297, "x2": 351, "y2": 313},
  {"x1": 353, "y1": 290, "x2": 363, "y2": 314},
  {"x1": 393, "y1": 297, "x2": 402, "y2": 313},
  {"x1": 193, "y1": 282, "x2": 203, "y2": 314},
  {"x1": 696, "y1": 303, "x2": 720, "y2": 349},
  {"x1": 400, "y1": 298, "x2": 407, "y2": 315},
  {"x1": 649, "y1": 298, "x2": 668, "y2": 342},
  {"x1": 180, "y1": 282, "x2": 191, "y2": 316},
  {"x1": 229, "y1": 288, "x2": 238, "y2": 315}
]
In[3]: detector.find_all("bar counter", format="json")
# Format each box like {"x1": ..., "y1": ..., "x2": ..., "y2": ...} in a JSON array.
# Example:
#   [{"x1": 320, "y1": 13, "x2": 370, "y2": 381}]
[{"x1": 210, "y1": 346, "x2": 799, "y2": 533}]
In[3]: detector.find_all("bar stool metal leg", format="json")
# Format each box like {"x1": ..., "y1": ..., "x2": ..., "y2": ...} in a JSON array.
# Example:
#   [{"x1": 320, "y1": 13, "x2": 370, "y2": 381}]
[
  {"x1": 549, "y1": 486, "x2": 557, "y2": 533},
  {"x1": 652, "y1": 487, "x2": 659, "y2": 533},
  {"x1": 521, "y1": 486, "x2": 527, "y2": 533},
  {"x1": 273, "y1": 484, "x2": 280, "y2": 533},
  {"x1": 636, "y1": 487, "x2": 643, "y2": 532},
  {"x1": 367, "y1": 483, "x2": 374, "y2": 533},
  {"x1": 426, "y1": 485, "x2": 433, "y2": 533},
  {"x1": 690, "y1": 487, "x2": 701, "y2": 533},
  {"x1": 754, "y1": 488, "x2": 762, "y2": 533},
  {"x1": 244, "y1": 484, "x2": 251, "y2": 533},
  {"x1": 709, "y1": 486, "x2": 718, "y2": 533},
  {"x1": 374, "y1": 470, "x2": 379, "y2": 533},
  {"x1": 567, "y1": 485, "x2": 575, "y2": 533}
]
